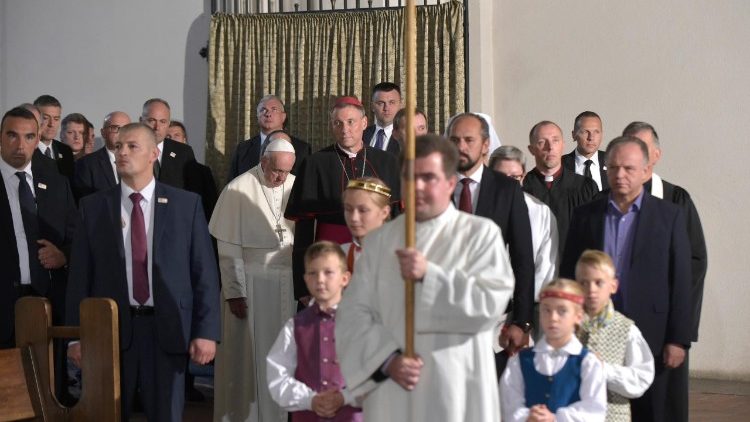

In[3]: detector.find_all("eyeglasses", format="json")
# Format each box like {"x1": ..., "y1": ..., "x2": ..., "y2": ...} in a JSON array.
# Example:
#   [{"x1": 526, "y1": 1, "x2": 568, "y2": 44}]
[
  {"x1": 258, "y1": 107, "x2": 283, "y2": 115},
  {"x1": 106, "y1": 125, "x2": 122, "y2": 133}
]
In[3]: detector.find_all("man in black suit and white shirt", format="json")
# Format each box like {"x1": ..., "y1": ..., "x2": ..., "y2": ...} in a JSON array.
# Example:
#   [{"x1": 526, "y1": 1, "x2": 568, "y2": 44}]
[
  {"x1": 73, "y1": 111, "x2": 131, "y2": 200},
  {"x1": 362, "y1": 82, "x2": 403, "y2": 156},
  {"x1": 140, "y1": 98, "x2": 196, "y2": 190},
  {"x1": 447, "y1": 113, "x2": 536, "y2": 376},
  {"x1": 227, "y1": 95, "x2": 310, "y2": 181},
  {"x1": 562, "y1": 111, "x2": 608, "y2": 191},
  {"x1": 33, "y1": 95, "x2": 75, "y2": 180}
]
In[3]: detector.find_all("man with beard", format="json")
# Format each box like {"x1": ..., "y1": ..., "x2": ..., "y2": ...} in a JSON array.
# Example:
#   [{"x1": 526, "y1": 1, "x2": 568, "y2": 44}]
[
  {"x1": 523, "y1": 121, "x2": 597, "y2": 251},
  {"x1": 447, "y1": 113, "x2": 535, "y2": 376}
]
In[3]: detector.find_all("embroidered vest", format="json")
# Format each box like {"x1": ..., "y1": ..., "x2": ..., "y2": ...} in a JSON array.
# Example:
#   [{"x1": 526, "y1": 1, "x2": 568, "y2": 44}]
[
  {"x1": 520, "y1": 347, "x2": 588, "y2": 413},
  {"x1": 578, "y1": 311, "x2": 633, "y2": 422},
  {"x1": 293, "y1": 304, "x2": 362, "y2": 422}
]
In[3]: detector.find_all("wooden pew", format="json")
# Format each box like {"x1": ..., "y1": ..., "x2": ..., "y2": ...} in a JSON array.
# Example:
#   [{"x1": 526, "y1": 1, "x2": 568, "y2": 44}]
[{"x1": 0, "y1": 297, "x2": 120, "y2": 421}]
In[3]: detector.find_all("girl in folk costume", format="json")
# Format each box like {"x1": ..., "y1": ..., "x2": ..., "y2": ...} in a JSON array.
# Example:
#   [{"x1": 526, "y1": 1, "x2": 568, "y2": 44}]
[
  {"x1": 341, "y1": 177, "x2": 391, "y2": 272},
  {"x1": 575, "y1": 250, "x2": 654, "y2": 422},
  {"x1": 501, "y1": 279, "x2": 607, "y2": 422}
]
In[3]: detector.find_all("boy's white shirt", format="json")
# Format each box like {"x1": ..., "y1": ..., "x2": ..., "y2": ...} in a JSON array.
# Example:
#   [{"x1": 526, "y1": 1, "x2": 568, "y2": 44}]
[
  {"x1": 600, "y1": 323, "x2": 655, "y2": 398},
  {"x1": 500, "y1": 336, "x2": 607, "y2": 422},
  {"x1": 266, "y1": 304, "x2": 359, "y2": 412}
]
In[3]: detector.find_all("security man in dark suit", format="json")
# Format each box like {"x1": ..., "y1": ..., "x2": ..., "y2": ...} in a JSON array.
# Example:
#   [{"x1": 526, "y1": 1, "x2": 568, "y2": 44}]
[
  {"x1": 140, "y1": 98, "x2": 196, "y2": 190},
  {"x1": 561, "y1": 110, "x2": 609, "y2": 191},
  {"x1": 447, "y1": 113, "x2": 536, "y2": 377},
  {"x1": 33, "y1": 95, "x2": 75, "y2": 180},
  {"x1": 66, "y1": 123, "x2": 220, "y2": 421},
  {"x1": 0, "y1": 106, "x2": 77, "y2": 403},
  {"x1": 561, "y1": 136, "x2": 692, "y2": 422},
  {"x1": 73, "y1": 111, "x2": 131, "y2": 201},
  {"x1": 227, "y1": 95, "x2": 311, "y2": 182},
  {"x1": 362, "y1": 82, "x2": 403, "y2": 156}
]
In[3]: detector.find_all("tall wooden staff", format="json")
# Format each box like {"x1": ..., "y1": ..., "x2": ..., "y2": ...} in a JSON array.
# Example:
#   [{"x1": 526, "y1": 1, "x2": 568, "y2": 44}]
[{"x1": 403, "y1": 0, "x2": 417, "y2": 358}]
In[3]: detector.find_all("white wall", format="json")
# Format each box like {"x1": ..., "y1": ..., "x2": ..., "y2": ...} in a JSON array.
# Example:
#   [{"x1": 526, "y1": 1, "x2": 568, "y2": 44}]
[
  {"x1": 468, "y1": 0, "x2": 750, "y2": 380},
  {"x1": 0, "y1": 0, "x2": 210, "y2": 161}
]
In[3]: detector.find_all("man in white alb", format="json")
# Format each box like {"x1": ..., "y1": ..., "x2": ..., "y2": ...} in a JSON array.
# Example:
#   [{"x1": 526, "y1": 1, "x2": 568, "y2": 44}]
[
  {"x1": 336, "y1": 135, "x2": 515, "y2": 421},
  {"x1": 209, "y1": 132, "x2": 297, "y2": 422}
]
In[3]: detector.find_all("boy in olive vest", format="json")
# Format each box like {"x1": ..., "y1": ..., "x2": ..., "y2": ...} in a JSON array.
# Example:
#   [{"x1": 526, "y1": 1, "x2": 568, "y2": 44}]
[{"x1": 576, "y1": 250, "x2": 655, "y2": 422}]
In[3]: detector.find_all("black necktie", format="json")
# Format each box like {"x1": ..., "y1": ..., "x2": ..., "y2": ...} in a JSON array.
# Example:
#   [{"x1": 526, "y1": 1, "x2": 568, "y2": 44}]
[
  {"x1": 153, "y1": 159, "x2": 161, "y2": 180},
  {"x1": 16, "y1": 172, "x2": 47, "y2": 294},
  {"x1": 44, "y1": 147, "x2": 53, "y2": 159},
  {"x1": 583, "y1": 159, "x2": 593, "y2": 179},
  {"x1": 260, "y1": 136, "x2": 271, "y2": 157},
  {"x1": 374, "y1": 129, "x2": 385, "y2": 150}
]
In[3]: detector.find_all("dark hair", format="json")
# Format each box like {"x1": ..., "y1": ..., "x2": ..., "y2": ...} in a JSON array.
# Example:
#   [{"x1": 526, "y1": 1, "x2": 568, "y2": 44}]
[
  {"x1": 401, "y1": 134, "x2": 459, "y2": 177},
  {"x1": 33, "y1": 94, "x2": 62, "y2": 108},
  {"x1": 446, "y1": 113, "x2": 490, "y2": 141},
  {"x1": 528, "y1": 120, "x2": 562, "y2": 144},
  {"x1": 572, "y1": 111, "x2": 601, "y2": 133},
  {"x1": 622, "y1": 121, "x2": 660, "y2": 148},
  {"x1": 169, "y1": 120, "x2": 187, "y2": 134},
  {"x1": 371, "y1": 82, "x2": 401, "y2": 99},
  {"x1": 1, "y1": 107, "x2": 39, "y2": 131},
  {"x1": 304, "y1": 241, "x2": 347, "y2": 271},
  {"x1": 605, "y1": 136, "x2": 649, "y2": 166},
  {"x1": 393, "y1": 107, "x2": 427, "y2": 131},
  {"x1": 61, "y1": 113, "x2": 89, "y2": 132}
]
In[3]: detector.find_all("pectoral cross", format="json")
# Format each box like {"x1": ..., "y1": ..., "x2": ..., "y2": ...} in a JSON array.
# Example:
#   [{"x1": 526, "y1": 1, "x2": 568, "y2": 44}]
[{"x1": 275, "y1": 224, "x2": 287, "y2": 244}]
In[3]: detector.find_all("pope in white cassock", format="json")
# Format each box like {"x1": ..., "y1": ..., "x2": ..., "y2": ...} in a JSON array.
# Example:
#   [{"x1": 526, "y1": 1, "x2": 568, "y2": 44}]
[
  {"x1": 336, "y1": 135, "x2": 515, "y2": 421},
  {"x1": 210, "y1": 134, "x2": 297, "y2": 422}
]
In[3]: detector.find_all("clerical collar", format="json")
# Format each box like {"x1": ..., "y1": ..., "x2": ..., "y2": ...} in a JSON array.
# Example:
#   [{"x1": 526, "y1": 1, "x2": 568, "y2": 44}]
[
  {"x1": 335, "y1": 142, "x2": 363, "y2": 159},
  {"x1": 532, "y1": 166, "x2": 563, "y2": 184}
]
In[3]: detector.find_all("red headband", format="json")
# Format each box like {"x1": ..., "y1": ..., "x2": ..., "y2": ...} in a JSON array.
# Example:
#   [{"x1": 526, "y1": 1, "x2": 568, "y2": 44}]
[{"x1": 540, "y1": 290, "x2": 584, "y2": 305}]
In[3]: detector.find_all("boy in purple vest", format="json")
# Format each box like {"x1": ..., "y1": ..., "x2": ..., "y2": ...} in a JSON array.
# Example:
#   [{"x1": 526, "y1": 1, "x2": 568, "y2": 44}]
[{"x1": 267, "y1": 241, "x2": 363, "y2": 421}]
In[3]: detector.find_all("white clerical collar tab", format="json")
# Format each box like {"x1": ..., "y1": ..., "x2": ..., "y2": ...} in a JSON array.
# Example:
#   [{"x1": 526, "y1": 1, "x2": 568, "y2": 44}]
[
  {"x1": 544, "y1": 175, "x2": 554, "y2": 182},
  {"x1": 37, "y1": 183, "x2": 47, "y2": 190},
  {"x1": 158, "y1": 197, "x2": 168, "y2": 203}
]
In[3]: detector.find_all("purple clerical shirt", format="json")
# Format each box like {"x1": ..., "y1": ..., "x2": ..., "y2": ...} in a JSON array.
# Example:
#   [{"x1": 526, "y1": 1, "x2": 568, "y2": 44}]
[{"x1": 604, "y1": 190, "x2": 644, "y2": 312}]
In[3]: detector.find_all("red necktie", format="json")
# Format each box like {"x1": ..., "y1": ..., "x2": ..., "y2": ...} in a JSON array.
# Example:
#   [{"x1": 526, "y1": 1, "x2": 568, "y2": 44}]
[
  {"x1": 459, "y1": 178, "x2": 473, "y2": 213},
  {"x1": 130, "y1": 192, "x2": 150, "y2": 304}
]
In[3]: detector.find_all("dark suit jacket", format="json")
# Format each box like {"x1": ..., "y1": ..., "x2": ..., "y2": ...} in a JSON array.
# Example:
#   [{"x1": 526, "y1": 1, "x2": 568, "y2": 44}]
[
  {"x1": 562, "y1": 149, "x2": 609, "y2": 190},
  {"x1": 468, "y1": 167, "x2": 536, "y2": 325},
  {"x1": 227, "y1": 134, "x2": 311, "y2": 182},
  {"x1": 184, "y1": 160, "x2": 218, "y2": 221},
  {"x1": 363, "y1": 125, "x2": 401, "y2": 156},
  {"x1": 43, "y1": 140, "x2": 75, "y2": 181},
  {"x1": 73, "y1": 147, "x2": 117, "y2": 201},
  {"x1": 0, "y1": 153, "x2": 77, "y2": 346},
  {"x1": 560, "y1": 192, "x2": 692, "y2": 354},
  {"x1": 66, "y1": 182, "x2": 220, "y2": 353},
  {"x1": 157, "y1": 138, "x2": 196, "y2": 190}
]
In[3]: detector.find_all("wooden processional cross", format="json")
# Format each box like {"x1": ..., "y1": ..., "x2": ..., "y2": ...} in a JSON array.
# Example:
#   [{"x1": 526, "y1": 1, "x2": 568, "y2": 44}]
[{"x1": 403, "y1": 0, "x2": 417, "y2": 358}]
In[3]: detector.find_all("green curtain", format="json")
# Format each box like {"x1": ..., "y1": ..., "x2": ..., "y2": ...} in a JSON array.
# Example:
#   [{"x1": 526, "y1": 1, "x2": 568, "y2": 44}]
[{"x1": 207, "y1": 0, "x2": 465, "y2": 185}]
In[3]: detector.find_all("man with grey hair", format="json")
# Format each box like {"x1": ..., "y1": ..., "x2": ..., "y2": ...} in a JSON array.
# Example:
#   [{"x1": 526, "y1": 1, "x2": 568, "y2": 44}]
[
  {"x1": 210, "y1": 131, "x2": 298, "y2": 421},
  {"x1": 140, "y1": 98, "x2": 196, "y2": 190},
  {"x1": 561, "y1": 136, "x2": 692, "y2": 422},
  {"x1": 489, "y1": 146, "x2": 558, "y2": 333},
  {"x1": 523, "y1": 120, "x2": 597, "y2": 252},
  {"x1": 228, "y1": 95, "x2": 311, "y2": 182},
  {"x1": 622, "y1": 121, "x2": 706, "y2": 422}
]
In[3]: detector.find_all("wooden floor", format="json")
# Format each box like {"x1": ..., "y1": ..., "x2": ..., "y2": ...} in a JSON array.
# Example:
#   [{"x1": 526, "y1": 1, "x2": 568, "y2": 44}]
[{"x1": 133, "y1": 377, "x2": 750, "y2": 421}]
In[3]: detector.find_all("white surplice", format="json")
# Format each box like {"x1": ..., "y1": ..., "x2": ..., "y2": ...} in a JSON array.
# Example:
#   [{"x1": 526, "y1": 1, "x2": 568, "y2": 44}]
[
  {"x1": 524, "y1": 192, "x2": 559, "y2": 300},
  {"x1": 209, "y1": 165, "x2": 296, "y2": 422},
  {"x1": 336, "y1": 204, "x2": 514, "y2": 421}
]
